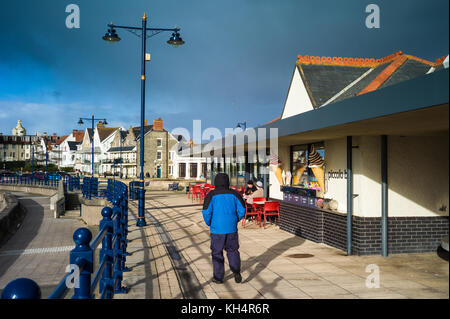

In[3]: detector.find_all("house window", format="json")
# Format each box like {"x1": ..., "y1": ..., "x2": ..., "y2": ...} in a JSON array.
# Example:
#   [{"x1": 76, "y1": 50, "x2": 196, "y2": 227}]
[
  {"x1": 157, "y1": 138, "x2": 162, "y2": 147},
  {"x1": 190, "y1": 163, "x2": 198, "y2": 178},
  {"x1": 157, "y1": 151, "x2": 162, "y2": 160},
  {"x1": 168, "y1": 165, "x2": 173, "y2": 175},
  {"x1": 169, "y1": 151, "x2": 174, "y2": 160},
  {"x1": 179, "y1": 163, "x2": 186, "y2": 178}
]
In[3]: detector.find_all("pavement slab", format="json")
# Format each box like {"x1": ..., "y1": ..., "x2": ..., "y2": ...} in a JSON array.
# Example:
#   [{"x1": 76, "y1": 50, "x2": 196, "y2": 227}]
[{"x1": 117, "y1": 191, "x2": 448, "y2": 299}]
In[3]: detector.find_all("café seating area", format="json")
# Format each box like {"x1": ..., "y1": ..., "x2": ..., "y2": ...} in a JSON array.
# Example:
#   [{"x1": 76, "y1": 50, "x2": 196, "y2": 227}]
[{"x1": 187, "y1": 182, "x2": 279, "y2": 229}]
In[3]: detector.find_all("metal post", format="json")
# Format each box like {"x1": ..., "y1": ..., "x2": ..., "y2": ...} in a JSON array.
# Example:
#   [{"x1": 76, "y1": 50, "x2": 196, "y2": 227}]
[
  {"x1": 91, "y1": 114, "x2": 95, "y2": 177},
  {"x1": 347, "y1": 136, "x2": 353, "y2": 256},
  {"x1": 45, "y1": 146, "x2": 48, "y2": 174},
  {"x1": 381, "y1": 135, "x2": 388, "y2": 257},
  {"x1": 71, "y1": 228, "x2": 93, "y2": 299},
  {"x1": 100, "y1": 207, "x2": 113, "y2": 299},
  {"x1": 120, "y1": 130, "x2": 123, "y2": 179},
  {"x1": 32, "y1": 144, "x2": 34, "y2": 174},
  {"x1": 113, "y1": 199, "x2": 127, "y2": 293},
  {"x1": 137, "y1": 14, "x2": 147, "y2": 227}
]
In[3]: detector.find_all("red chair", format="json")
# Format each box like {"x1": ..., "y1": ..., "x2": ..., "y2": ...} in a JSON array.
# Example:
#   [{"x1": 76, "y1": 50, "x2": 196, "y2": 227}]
[
  {"x1": 242, "y1": 200, "x2": 260, "y2": 228},
  {"x1": 191, "y1": 186, "x2": 203, "y2": 203},
  {"x1": 260, "y1": 201, "x2": 280, "y2": 229},
  {"x1": 188, "y1": 183, "x2": 193, "y2": 198},
  {"x1": 250, "y1": 197, "x2": 266, "y2": 225}
]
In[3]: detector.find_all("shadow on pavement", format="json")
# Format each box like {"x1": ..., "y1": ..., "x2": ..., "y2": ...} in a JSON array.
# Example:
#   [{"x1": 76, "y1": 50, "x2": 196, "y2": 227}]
[{"x1": 0, "y1": 196, "x2": 45, "y2": 283}]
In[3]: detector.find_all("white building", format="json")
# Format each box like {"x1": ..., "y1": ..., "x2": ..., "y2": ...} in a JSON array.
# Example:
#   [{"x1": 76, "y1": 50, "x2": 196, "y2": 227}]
[{"x1": 170, "y1": 136, "x2": 207, "y2": 180}]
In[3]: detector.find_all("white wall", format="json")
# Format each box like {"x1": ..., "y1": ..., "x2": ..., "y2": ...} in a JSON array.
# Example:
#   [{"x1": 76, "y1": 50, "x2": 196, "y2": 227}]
[
  {"x1": 387, "y1": 135, "x2": 449, "y2": 217},
  {"x1": 269, "y1": 144, "x2": 290, "y2": 200},
  {"x1": 323, "y1": 138, "x2": 348, "y2": 213},
  {"x1": 281, "y1": 66, "x2": 314, "y2": 120}
]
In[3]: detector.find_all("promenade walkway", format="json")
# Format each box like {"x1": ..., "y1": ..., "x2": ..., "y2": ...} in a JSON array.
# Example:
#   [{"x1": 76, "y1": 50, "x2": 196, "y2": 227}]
[
  {"x1": 0, "y1": 192, "x2": 85, "y2": 298},
  {"x1": 118, "y1": 191, "x2": 449, "y2": 299}
]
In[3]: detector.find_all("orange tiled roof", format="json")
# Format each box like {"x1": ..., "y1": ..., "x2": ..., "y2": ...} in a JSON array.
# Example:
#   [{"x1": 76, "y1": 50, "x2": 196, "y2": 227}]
[
  {"x1": 296, "y1": 51, "x2": 445, "y2": 68},
  {"x1": 264, "y1": 116, "x2": 281, "y2": 125},
  {"x1": 72, "y1": 130, "x2": 85, "y2": 143},
  {"x1": 55, "y1": 135, "x2": 68, "y2": 145}
]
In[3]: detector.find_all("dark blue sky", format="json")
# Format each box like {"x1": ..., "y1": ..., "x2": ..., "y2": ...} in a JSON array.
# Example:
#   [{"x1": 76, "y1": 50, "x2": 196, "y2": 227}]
[{"x1": 0, "y1": 0, "x2": 448, "y2": 137}]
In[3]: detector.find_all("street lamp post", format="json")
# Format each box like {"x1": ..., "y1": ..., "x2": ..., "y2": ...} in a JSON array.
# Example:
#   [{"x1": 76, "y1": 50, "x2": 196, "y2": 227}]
[
  {"x1": 103, "y1": 13, "x2": 184, "y2": 227},
  {"x1": 31, "y1": 143, "x2": 34, "y2": 174},
  {"x1": 78, "y1": 115, "x2": 108, "y2": 177},
  {"x1": 119, "y1": 128, "x2": 123, "y2": 179}
]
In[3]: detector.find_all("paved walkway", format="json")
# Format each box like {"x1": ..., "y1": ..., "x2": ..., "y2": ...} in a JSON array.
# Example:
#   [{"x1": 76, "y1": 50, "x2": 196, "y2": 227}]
[
  {"x1": 0, "y1": 192, "x2": 85, "y2": 298},
  {"x1": 119, "y1": 191, "x2": 449, "y2": 299}
]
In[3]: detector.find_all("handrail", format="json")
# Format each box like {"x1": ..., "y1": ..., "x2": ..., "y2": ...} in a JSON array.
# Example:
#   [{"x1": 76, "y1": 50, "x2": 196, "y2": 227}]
[
  {"x1": 1, "y1": 178, "x2": 130, "y2": 299},
  {"x1": 48, "y1": 257, "x2": 87, "y2": 299},
  {"x1": 91, "y1": 256, "x2": 107, "y2": 293}
]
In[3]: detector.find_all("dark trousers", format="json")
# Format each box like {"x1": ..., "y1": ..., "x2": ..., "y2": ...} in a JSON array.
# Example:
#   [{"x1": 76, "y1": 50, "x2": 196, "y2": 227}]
[{"x1": 210, "y1": 232, "x2": 241, "y2": 281}]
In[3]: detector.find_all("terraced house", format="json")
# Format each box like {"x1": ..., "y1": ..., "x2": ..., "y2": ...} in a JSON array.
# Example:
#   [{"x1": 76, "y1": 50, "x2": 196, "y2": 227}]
[{"x1": 135, "y1": 118, "x2": 178, "y2": 179}]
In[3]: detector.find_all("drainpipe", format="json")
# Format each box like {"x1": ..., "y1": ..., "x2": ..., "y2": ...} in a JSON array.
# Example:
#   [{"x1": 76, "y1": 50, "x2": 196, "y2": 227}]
[
  {"x1": 381, "y1": 135, "x2": 388, "y2": 257},
  {"x1": 347, "y1": 136, "x2": 353, "y2": 255}
]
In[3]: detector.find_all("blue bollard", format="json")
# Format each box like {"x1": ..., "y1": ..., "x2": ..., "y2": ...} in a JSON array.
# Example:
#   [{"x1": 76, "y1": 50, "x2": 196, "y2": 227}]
[
  {"x1": 99, "y1": 207, "x2": 114, "y2": 299},
  {"x1": 71, "y1": 228, "x2": 93, "y2": 299},
  {"x1": 1, "y1": 278, "x2": 41, "y2": 299}
]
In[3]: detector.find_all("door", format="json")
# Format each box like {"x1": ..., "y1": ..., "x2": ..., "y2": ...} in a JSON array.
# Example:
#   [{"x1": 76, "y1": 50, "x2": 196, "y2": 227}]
[{"x1": 157, "y1": 166, "x2": 161, "y2": 178}]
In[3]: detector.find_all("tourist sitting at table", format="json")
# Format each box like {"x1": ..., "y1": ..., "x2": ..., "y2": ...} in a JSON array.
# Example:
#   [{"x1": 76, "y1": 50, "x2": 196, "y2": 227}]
[
  {"x1": 246, "y1": 181, "x2": 264, "y2": 204},
  {"x1": 244, "y1": 180, "x2": 257, "y2": 197}
]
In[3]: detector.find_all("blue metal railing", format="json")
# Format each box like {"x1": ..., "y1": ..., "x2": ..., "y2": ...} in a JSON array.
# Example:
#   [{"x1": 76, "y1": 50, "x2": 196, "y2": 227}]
[
  {"x1": 1, "y1": 179, "x2": 130, "y2": 299},
  {"x1": 0, "y1": 174, "x2": 84, "y2": 191}
]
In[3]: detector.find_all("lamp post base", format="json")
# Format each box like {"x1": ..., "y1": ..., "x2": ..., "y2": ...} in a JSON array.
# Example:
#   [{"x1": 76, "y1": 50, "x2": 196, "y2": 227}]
[{"x1": 136, "y1": 187, "x2": 147, "y2": 227}]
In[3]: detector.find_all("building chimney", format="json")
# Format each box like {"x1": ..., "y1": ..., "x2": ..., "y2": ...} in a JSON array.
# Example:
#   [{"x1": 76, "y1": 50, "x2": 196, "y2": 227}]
[
  {"x1": 153, "y1": 118, "x2": 163, "y2": 131},
  {"x1": 144, "y1": 119, "x2": 148, "y2": 126},
  {"x1": 97, "y1": 121, "x2": 105, "y2": 128}
]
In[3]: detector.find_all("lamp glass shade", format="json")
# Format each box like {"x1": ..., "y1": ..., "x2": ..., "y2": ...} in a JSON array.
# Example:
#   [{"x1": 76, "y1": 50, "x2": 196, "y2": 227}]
[
  {"x1": 78, "y1": 119, "x2": 84, "y2": 125},
  {"x1": 167, "y1": 32, "x2": 184, "y2": 47},
  {"x1": 103, "y1": 119, "x2": 108, "y2": 125},
  {"x1": 102, "y1": 28, "x2": 121, "y2": 43}
]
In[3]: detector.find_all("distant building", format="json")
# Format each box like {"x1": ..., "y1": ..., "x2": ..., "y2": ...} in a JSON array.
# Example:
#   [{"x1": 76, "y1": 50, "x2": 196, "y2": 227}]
[
  {"x1": 135, "y1": 118, "x2": 179, "y2": 179},
  {"x1": 12, "y1": 120, "x2": 26, "y2": 136},
  {"x1": 59, "y1": 130, "x2": 84, "y2": 168},
  {"x1": 0, "y1": 120, "x2": 39, "y2": 164}
]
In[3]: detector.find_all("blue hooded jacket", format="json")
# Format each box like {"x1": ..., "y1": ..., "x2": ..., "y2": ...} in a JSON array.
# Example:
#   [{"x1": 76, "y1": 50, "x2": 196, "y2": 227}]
[{"x1": 202, "y1": 173, "x2": 246, "y2": 234}]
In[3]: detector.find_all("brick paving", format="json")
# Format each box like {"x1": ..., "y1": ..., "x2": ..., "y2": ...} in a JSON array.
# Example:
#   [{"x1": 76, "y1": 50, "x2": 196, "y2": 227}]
[
  {"x1": 2, "y1": 190, "x2": 446, "y2": 299},
  {"x1": 119, "y1": 191, "x2": 449, "y2": 299}
]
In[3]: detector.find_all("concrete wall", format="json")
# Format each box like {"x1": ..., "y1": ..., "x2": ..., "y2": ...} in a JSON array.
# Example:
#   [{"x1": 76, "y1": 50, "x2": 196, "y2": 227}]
[
  {"x1": 0, "y1": 184, "x2": 65, "y2": 218},
  {"x1": 0, "y1": 192, "x2": 24, "y2": 245},
  {"x1": 387, "y1": 135, "x2": 448, "y2": 217},
  {"x1": 0, "y1": 184, "x2": 57, "y2": 197},
  {"x1": 80, "y1": 196, "x2": 108, "y2": 226}
]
